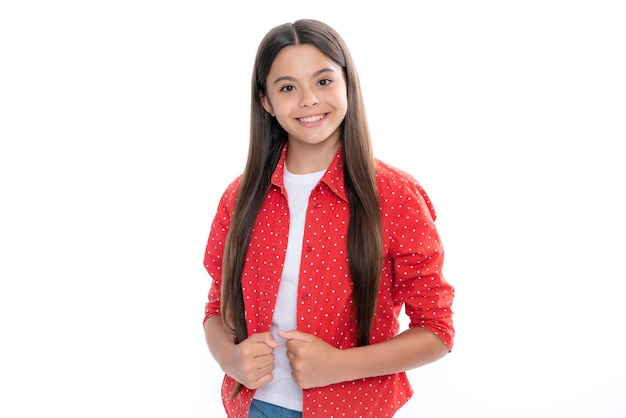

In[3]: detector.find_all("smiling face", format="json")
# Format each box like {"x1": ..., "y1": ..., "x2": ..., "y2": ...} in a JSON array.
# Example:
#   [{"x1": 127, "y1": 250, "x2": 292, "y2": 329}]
[{"x1": 260, "y1": 44, "x2": 348, "y2": 153}]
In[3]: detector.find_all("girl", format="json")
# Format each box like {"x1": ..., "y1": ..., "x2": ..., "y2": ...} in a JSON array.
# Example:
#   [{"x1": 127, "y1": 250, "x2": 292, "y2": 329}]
[{"x1": 203, "y1": 19, "x2": 454, "y2": 418}]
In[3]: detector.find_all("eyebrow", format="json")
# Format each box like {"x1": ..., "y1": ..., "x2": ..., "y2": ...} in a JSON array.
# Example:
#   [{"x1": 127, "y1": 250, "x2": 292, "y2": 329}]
[{"x1": 272, "y1": 67, "x2": 337, "y2": 85}]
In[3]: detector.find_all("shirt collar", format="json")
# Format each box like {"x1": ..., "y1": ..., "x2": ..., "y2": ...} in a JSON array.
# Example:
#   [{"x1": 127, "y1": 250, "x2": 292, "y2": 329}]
[{"x1": 271, "y1": 143, "x2": 348, "y2": 203}]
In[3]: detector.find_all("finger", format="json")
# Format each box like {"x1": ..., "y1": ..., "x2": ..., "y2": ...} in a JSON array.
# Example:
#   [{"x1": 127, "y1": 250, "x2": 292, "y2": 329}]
[
  {"x1": 250, "y1": 331, "x2": 279, "y2": 349},
  {"x1": 253, "y1": 357, "x2": 276, "y2": 374},
  {"x1": 244, "y1": 332, "x2": 278, "y2": 355},
  {"x1": 243, "y1": 363, "x2": 275, "y2": 389},
  {"x1": 261, "y1": 332, "x2": 279, "y2": 348},
  {"x1": 253, "y1": 352, "x2": 276, "y2": 369},
  {"x1": 278, "y1": 330, "x2": 308, "y2": 341},
  {"x1": 241, "y1": 355, "x2": 275, "y2": 387},
  {"x1": 249, "y1": 370, "x2": 274, "y2": 389}
]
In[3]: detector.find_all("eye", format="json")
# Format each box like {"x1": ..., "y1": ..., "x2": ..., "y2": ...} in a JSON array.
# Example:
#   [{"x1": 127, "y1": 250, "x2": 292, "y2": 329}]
[
  {"x1": 279, "y1": 85, "x2": 295, "y2": 93},
  {"x1": 318, "y1": 78, "x2": 332, "y2": 87}
]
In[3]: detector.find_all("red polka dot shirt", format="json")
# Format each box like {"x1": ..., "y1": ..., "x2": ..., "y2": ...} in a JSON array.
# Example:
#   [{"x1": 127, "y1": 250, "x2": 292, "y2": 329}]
[{"x1": 204, "y1": 145, "x2": 455, "y2": 417}]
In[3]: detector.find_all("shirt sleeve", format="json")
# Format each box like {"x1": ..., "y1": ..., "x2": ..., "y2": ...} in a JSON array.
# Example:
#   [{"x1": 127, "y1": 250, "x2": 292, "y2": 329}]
[
  {"x1": 203, "y1": 178, "x2": 239, "y2": 324},
  {"x1": 389, "y1": 178, "x2": 455, "y2": 351}
]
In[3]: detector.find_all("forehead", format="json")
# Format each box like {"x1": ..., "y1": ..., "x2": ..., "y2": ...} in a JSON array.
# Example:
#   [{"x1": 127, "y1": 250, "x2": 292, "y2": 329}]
[{"x1": 268, "y1": 44, "x2": 341, "y2": 78}]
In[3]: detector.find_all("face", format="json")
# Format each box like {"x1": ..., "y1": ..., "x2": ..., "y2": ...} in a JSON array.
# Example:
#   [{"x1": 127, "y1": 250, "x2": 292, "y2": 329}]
[{"x1": 261, "y1": 44, "x2": 348, "y2": 150}]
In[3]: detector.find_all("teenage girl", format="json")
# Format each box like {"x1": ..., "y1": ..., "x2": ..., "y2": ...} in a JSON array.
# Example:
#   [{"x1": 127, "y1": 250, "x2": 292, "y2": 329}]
[{"x1": 203, "y1": 19, "x2": 455, "y2": 418}]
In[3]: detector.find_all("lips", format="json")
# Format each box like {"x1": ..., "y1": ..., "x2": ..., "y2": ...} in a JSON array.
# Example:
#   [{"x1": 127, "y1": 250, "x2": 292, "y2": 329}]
[{"x1": 298, "y1": 113, "x2": 326, "y2": 123}]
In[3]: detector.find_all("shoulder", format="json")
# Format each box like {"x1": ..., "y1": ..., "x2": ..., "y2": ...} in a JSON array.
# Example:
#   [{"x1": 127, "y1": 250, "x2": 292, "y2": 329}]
[
  {"x1": 216, "y1": 175, "x2": 243, "y2": 210},
  {"x1": 375, "y1": 159, "x2": 420, "y2": 186},
  {"x1": 375, "y1": 159, "x2": 437, "y2": 220}
]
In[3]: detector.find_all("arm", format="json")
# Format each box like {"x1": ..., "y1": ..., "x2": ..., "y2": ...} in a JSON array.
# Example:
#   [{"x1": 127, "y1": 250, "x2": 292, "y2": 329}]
[
  {"x1": 279, "y1": 327, "x2": 448, "y2": 389},
  {"x1": 202, "y1": 179, "x2": 282, "y2": 389},
  {"x1": 280, "y1": 175, "x2": 454, "y2": 389},
  {"x1": 338, "y1": 326, "x2": 448, "y2": 379}
]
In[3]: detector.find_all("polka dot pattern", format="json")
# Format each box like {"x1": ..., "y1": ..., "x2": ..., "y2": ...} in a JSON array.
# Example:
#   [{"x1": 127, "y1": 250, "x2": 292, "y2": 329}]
[{"x1": 204, "y1": 146, "x2": 454, "y2": 417}]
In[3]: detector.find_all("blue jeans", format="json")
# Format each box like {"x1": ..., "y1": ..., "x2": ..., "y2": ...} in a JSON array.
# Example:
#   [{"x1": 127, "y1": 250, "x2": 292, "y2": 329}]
[{"x1": 248, "y1": 399, "x2": 302, "y2": 418}]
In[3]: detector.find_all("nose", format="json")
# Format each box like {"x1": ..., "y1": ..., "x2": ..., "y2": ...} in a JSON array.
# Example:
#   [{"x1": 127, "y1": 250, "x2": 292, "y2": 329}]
[{"x1": 299, "y1": 87, "x2": 319, "y2": 108}]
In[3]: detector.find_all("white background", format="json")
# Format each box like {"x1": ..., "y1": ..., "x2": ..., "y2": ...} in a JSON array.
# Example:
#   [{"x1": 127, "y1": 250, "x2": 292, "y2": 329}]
[{"x1": 1, "y1": 1, "x2": 625, "y2": 417}]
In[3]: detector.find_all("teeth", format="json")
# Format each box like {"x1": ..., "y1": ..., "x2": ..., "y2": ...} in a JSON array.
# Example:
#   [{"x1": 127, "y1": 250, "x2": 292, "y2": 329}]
[{"x1": 300, "y1": 114, "x2": 324, "y2": 123}]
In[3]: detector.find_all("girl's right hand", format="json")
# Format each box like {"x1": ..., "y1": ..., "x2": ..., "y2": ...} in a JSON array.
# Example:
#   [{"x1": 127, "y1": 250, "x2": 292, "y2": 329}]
[{"x1": 222, "y1": 332, "x2": 278, "y2": 389}]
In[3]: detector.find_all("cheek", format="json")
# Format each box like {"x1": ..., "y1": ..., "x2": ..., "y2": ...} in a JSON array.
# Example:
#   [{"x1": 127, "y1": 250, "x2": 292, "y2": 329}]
[
  {"x1": 331, "y1": 88, "x2": 348, "y2": 113},
  {"x1": 272, "y1": 106, "x2": 293, "y2": 128},
  {"x1": 268, "y1": 96, "x2": 291, "y2": 117},
  {"x1": 335, "y1": 96, "x2": 348, "y2": 118}
]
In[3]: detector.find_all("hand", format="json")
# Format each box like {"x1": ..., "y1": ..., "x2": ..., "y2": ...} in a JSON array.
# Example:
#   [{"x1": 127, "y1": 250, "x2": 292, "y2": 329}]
[
  {"x1": 278, "y1": 330, "x2": 343, "y2": 389},
  {"x1": 222, "y1": 332, "x2": 278, "y2": 389}
]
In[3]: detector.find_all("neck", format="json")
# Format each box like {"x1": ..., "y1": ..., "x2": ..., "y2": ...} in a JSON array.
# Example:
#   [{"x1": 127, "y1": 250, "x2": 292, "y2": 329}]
[{"x1": 285, "y1": 141, "x2": 339, "y2": 174}]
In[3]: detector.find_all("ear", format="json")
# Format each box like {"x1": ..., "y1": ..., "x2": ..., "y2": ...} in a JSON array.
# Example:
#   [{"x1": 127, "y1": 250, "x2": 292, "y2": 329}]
[{"x1": 260, "y1": 93, "x2": 275, "y2": 116}]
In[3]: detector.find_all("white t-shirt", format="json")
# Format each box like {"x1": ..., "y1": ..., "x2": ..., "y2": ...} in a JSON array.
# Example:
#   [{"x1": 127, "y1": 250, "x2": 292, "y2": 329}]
[{"x1": 253, "y1": 166, "x2": 325, "y2": 411}]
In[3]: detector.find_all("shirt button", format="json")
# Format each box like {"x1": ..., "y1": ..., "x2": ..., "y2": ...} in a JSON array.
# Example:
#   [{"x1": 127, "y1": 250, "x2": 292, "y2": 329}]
[
  {"x1": 306, "y1": 246, "x2": 314, "y2": 252},
  {"x1": 313, "y1": 203, "x2": 322, "y2": 209},
  {"x1": 302, "y1": 293, "x2": 311, "y2": 300}
]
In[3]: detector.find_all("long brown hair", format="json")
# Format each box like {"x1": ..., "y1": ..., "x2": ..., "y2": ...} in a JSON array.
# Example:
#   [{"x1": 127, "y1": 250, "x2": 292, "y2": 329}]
[{"x1": 221, "y1": 18, "x2": 382, "y2": 376}]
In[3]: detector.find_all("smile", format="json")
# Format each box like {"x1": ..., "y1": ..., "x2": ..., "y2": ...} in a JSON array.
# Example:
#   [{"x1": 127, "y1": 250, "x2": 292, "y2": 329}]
[{"x1": 298, "y1": 113, "x2": 326, "y2": 123}]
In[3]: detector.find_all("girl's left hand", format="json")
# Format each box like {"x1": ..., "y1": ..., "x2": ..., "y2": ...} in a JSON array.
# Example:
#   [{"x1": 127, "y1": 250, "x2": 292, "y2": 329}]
[{"x1": 278, "y1": 330, "x2": 343, "y2": 389}]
